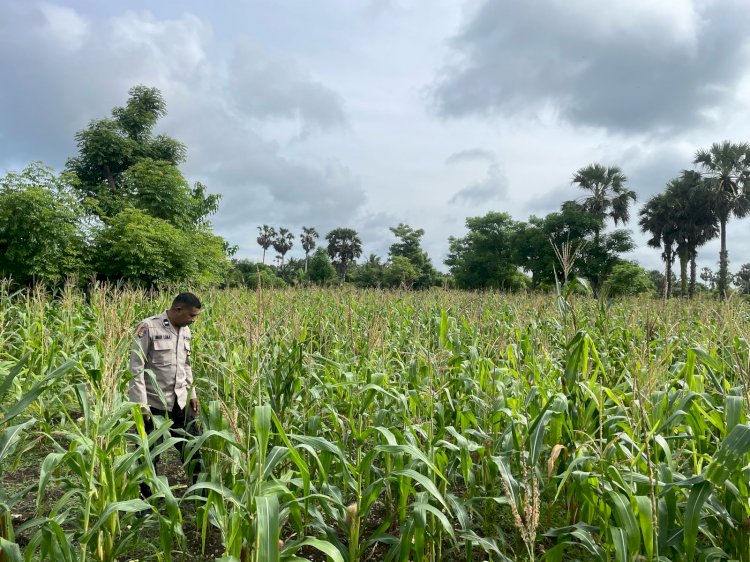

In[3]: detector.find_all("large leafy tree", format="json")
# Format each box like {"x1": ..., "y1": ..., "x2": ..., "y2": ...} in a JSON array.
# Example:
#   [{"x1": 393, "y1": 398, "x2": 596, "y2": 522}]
[
  {"x1": 325, "y1": 228, "x2": 362, "y2": 280},
  {"x1": 694, "y1": 141, "x2": 750, "y2": 300},
  {"x1": 65, "y1": 85, "x2": 231, "y2": 286},
  {"x1": 350, "y1": 254, "x2": 385, "y2": 288},
  {"x1": 664, "y1": 171, "x2": 718, "y2": 297},
  {"x1": 572, "y1": 164, "x2": 636, "y2": 244},
  {"x1": 445, "y1": 212, "x2": 524, "y2": 290},
  {"x1": 122, "y1": 159, "x2": 220, "y2": 230},
  {"x1": 272, "y1": 227, "x2": 294, "y2": 266},
  {"x1": 514, "y1": 201, "x2": 630, "y2": 292},
  {"x1": 388, "y1": 223, "x2": 437, "y2": 289},
  {"x1": 66, "y1": 85, "x2": 187, "y2": 218},
  {"x1": 256, "y1": 225, "x2": 276, "y2": 264},
  {"x1": 306, "y1": 248, "x2": 337, "y2": 285},
  {"x1": 300, "y1": 226, "x2": 319, "y2": 272},
  {"x1": 639, "y1": 193, "x2": 678, "y2": 298},
  {"x1": 92, "y1": 208, "x2": 229, "y2": 286},
  {"x1": 0, "y1": 163, "x2": 87, "y2": 285}
]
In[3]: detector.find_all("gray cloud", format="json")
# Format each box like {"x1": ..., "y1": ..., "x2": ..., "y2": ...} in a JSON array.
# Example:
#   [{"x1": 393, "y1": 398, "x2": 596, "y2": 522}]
[
  {"x1": 0, "y1": 3, "x2": 364, "y2": 259},
  {"x1": 449, "y1": 162, "x2": 507, "y2": 205},
  {"x1": 227, "y1": 41, "x2": 348, "y2": 135},
  {"x1": 446, "y1": 148, "x2": 495, "y2": 164},
  {"x1": 431, "y1": 0, "x2": 750, "y2": 134}
]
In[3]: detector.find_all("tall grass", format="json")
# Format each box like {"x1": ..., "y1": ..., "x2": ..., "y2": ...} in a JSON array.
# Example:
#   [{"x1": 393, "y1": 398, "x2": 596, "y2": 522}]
[{"x1": 0, "y1": 284, "x2": 748, "y2": 561}]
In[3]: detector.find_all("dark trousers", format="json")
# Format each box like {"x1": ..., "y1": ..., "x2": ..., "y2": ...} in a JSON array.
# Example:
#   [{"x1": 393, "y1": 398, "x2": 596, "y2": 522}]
[{"x1": 139, "y1": 401, "x2": 202, "y2": 499}]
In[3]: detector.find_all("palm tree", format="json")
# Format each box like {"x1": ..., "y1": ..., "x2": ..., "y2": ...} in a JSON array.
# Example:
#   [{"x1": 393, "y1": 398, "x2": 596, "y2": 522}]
[
  {"x1": 325, "y1": 227, "x2": 363, "y2": 280},
  {"x1": 272, "y1": 227, "x2": 294, "y2": 266},
  {"x1": 694, "y1": 141, "x2": 750, "y2": 300},
  {"x1": 256, "y1": 225, "x2": 276, "y2": 265},
  {"x1": 572, "y1": 164, "x2": 637, "y2": 245},
  {"x1": 300, "y1": 226, "x2": 319, "y2": 272},
  {"x1": 664, "y1": 171, "x2": 718, "y2": 298},
  {"x1": 639, "y1": 193, "x2": 678, "y2": 299}
]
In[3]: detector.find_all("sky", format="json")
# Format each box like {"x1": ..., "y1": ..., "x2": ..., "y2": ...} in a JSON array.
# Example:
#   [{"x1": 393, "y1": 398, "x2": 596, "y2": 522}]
[{"x1": 2, "y1": 0, "x2": 750, "y2": 275}]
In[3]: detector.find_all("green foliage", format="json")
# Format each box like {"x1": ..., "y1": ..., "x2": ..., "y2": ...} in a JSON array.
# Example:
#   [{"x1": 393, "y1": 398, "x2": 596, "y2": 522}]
[
  {"x1": 123, "y1": 159, "x2": 220, "y2": 229},
  {"x1": 384, "y1": 255, "x2": 420, "y2": 288},
  {"x1": 325, "y1": 227, "x2": 362, "y2": 279},
  {"x1": 572, "y1": 163, "x2": 636, "y2": 239},
  {"x1": 227, "y1": 259, "x2": 288, "y2": 289},
  {"x1": 349, "y1": 254, "x2": 385, "y2": 288},
  {"x1": 306, "y1": 247, "x2": 337, "y2": 285},
  {"x1": 603, "y1": 261, "x2": 655, "y2": 297},
  {"x1": 0, "y1": 163, "x2": 87, "y2": 285},
  {"x1": 388, "y1": 223, "x2": 438, "y2": 289},
  {"x1": 92, "y1": 208, "x2": 229, "y2": 286},
  {"x1": 446, "y1": 212, "x2": 526, "y2": 290},
  {"x1": 66, "y1": 85, "x2": 187, "y2": 219},
  {"x1": 694, "y1": 141, "x2": 750, "y2": 300}
]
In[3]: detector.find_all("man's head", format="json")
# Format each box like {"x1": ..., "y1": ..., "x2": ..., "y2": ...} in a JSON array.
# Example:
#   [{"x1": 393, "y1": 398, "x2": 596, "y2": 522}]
[{"x1": 168, "y1": 292, "x2": 202, "y2": 328}]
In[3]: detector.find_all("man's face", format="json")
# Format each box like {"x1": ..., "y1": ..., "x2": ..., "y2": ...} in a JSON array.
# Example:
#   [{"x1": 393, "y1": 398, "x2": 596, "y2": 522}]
[{"x1": 171, "y1": 306, "x2": 201, "y2": 328}]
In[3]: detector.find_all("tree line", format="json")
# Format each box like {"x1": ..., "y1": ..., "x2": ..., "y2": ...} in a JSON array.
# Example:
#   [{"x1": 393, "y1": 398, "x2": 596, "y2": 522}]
[{"x1": 2, "y1": 85, "x2": 750, "y2": 297}]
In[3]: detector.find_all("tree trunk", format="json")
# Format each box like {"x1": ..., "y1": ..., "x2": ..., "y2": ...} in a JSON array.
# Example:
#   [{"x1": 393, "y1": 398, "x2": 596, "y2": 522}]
[
  {"x1": 262, "y1": 247, "x2": 266, "y2": 265},
  {"x1": 689, "y1": 246, "x2": 697, "y2": 298},
  {"x1": 663, "y1": 247, "x2": 672, "y2": 300},
  {"x1": 719, "y1": 215, "x2": 728, "y2": 300},
  {"x1": 678, "y1": 244, "x2": 688, "y2": 298},
  {"x1": 305, "y1": 252, "x2": 309, "y2": 273},
  {"x1": 104, "y1": 165, "x2": 117, "y2": 191}
]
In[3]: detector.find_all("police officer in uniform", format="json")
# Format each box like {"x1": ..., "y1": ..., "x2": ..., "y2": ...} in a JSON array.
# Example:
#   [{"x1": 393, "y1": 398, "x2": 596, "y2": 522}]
[{"x1": 129, "y1": 292, "x2": 203, "y2": 496}]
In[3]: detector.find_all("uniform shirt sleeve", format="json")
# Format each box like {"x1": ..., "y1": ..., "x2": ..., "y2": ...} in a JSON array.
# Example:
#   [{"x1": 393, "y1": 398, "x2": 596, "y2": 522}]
[
  {"x1": 129, "y1": 323, "x2": 150, "y2": 405},
  {"x1": 185, "y1": 334, "x2": 197, "y2": 400}
]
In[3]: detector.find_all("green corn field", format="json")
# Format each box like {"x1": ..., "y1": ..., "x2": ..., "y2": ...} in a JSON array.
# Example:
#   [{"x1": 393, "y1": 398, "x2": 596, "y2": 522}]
[{"x1": 1, "y1": 281, "x2": 749, "y2": 562}]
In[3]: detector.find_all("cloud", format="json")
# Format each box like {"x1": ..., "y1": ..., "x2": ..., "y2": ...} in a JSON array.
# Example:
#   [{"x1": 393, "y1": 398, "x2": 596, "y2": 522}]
[
  {"x1": 445, "y1": 148, "x2": 507, "y2": 205},
  {"x1": 446, "y1": 148, "x2": 495, "y2": 164},
  {"x1": 449, "y1": 162, "x2": 507, "y2": 205},
  {"x1": 227, "y1": 41, "x2": 348, "y2": 135},
  {"x1": 0, "y1": 2, "x2": 364, "y2": 258},
  {"x1": 431, "y1": 0, "x2": 750, "y2": 134}
]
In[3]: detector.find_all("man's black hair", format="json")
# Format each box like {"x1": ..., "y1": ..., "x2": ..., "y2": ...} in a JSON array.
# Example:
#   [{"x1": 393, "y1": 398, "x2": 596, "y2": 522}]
[{"x1": 172, "y1": 292, "x2": 202, "y2": 309}]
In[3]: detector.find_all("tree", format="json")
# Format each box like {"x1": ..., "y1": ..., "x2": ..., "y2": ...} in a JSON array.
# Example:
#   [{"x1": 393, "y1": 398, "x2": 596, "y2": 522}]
[
  {"x1": 514, "y1": 201, "x2": 628, "y2": 292},
  {"x1": 694, "y1": 141, "x2": 750, "y2": 300},
  {"x1": 92, "y1": 208, "x2": 229, "y2": 286},
  {"x1": 306, "y1": 247, "x2": 337, "y2": 285},
  {"x1": 66, "y1": 85, "x2": 186, "y2": 219},
  {"x1": 325, "y1": 228, "x2": 363, "y2": 280},
  {"x1": 272, "y1": 227, "x2": 294, "y2": 266},
  {"x1": 572, "y1": 164, "x2": 636, "y2": 244},
  {"x1": 385, "y1": 256, "x2": 420, "y2": 288},
  {"x1": 445, "y1": 212, "x2": 522, "y2": 290},
  {"x1": 603, "y1": 262, "x2": 655, "y2": 297},
  {"x1": 388, "y1": 223, "x2": 438, "y2": 289},
  {"x1": 227, "y1": 259, "x2": 286, "y2": 289},
  {"x1": 664, "y1": 171, "x2": 718, "y2": 297},
  {"x1": 734, "y1": 263, "x2": 750, "y2": 294},
  {"x1": 300, "y1": 226, "x2": 319, "y2": 272},
  {"x1": 639, "y1": 193, "x2": 678, "y2": 299},
  {"x1": 122, "y1": 159, "x2": 220, "y2": 230},
  {"x1": 701, "y1": 267, "x2": 716, "y2": 290},
  {"x1": 0, "y1": 163, "x2": 87, "y2": 285},
  {"x1": 256, "y1": 225, "x2": 276, "y2": 265},
  {"x1": 350, "y1": 254, "x2": 385, "y2": 288}
]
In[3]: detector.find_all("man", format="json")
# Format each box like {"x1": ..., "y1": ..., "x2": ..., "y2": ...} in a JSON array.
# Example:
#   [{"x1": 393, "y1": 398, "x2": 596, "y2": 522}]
[{"x1": 129, "y1": 292, "x2": 203, "y2": 495}]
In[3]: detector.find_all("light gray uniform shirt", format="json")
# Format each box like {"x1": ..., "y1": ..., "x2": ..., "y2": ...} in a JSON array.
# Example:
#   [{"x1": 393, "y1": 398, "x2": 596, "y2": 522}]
[{"x1": 129, "y1": 311, "x2": 196, "y2": 411}]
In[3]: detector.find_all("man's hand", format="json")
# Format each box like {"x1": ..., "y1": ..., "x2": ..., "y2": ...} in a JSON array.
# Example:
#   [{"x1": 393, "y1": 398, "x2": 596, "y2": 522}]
[
  {"x1": 141, "y1": 405, "x2": 151, "y2": 422},
  {"x1": 190, "y1": 397, "x2": 199, "y2": 415}
]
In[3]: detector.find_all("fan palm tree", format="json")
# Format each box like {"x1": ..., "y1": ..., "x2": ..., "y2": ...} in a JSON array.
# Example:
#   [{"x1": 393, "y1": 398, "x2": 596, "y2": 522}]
[
  {"x1": 272, "y1": 227, "x2": 294, "y2": 266},
  {"x1": 300, "y1": 226, "x2": 319, "y2": 272},
  {"x1": 572, "y1": 164, "x2": 637, "y2": 245},
  {"x1": 664, "y1": 171, "x2": 718, "y2": 298},
  {"x1": 639, "y1": 193, "x2": 678, "y2": 299},
  {"x1": 256, "y1": 225, "x2": 276, "y2": 265},
  {"x1": 694, "y1": 141, "x2": 750, "y2": 300}
]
